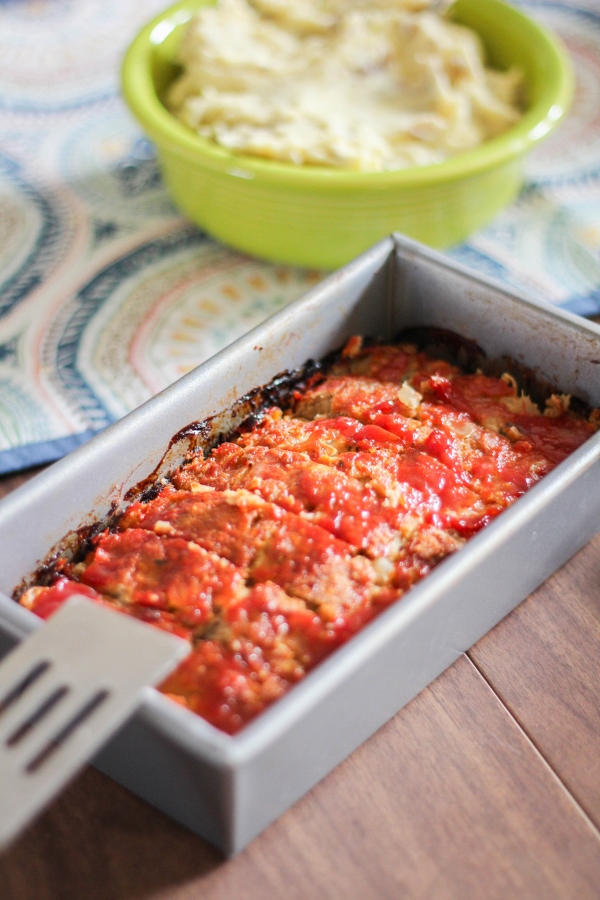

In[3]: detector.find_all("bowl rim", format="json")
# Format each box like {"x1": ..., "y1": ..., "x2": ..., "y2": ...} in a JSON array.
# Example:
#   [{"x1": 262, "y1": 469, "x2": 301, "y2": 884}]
[{"x1": 121, "y1": 0, "x2": 574, "y2": 189}]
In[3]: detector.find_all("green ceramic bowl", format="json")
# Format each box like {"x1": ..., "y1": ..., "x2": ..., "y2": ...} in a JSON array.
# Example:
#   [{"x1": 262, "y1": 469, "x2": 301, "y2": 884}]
[{"x1": 122, "y1": 0, "x2": 573, "y2": 268}]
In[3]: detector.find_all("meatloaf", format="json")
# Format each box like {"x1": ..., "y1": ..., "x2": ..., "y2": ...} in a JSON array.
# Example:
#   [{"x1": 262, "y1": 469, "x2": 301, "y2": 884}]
[{"x1": 17, "y1": 334, "x2": 599, "y2": 734}]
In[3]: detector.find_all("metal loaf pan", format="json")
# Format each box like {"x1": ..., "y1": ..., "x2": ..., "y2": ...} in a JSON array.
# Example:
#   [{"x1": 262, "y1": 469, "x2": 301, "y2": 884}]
[{"x1": 1, "y1": 235, "x2": 599, "y2": 856}]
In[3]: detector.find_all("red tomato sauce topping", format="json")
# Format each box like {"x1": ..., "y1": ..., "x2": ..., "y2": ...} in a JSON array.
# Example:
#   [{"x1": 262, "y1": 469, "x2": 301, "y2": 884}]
[{"x1": 19, "y1": 338, "x2": 598, "y2": 734}]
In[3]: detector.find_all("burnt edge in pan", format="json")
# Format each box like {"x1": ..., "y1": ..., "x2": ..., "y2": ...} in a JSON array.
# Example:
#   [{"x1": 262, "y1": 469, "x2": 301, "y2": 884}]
[
  {"x1": 12, "y1": 327, "x2": 594, "y2": 600},
  {"x1": 12, "y1": 354, "x2": 325, "y2": 598}
]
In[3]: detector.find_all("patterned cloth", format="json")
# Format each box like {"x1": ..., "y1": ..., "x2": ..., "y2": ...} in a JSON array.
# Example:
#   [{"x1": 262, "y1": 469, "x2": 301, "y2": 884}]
[{"x1": 0, "y1": 0, "x2": 599, "y2": 474}]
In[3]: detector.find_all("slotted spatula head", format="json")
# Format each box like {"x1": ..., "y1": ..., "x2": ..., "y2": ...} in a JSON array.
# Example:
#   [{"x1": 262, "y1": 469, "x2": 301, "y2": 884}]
[{"x1": 0, "y1": 596, "x2": 189, "y2": 850}]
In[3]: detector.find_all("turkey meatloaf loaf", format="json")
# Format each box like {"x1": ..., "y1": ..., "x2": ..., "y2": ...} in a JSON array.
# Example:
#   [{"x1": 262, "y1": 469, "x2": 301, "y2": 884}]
[{"x1": 17, "y1": 332, "x2": 599, "y2": 734}]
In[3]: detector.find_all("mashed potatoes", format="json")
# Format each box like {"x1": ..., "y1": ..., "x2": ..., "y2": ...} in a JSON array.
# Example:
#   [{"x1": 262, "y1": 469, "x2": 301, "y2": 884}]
[{"x1": 168, "y1": 0, "x2": 523, "y2": 171}]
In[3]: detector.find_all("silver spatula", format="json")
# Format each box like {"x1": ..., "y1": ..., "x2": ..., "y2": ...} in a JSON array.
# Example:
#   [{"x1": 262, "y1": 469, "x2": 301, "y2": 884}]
[{"x1": 0, "y1": 596, "x2": 189, "y2": 849}]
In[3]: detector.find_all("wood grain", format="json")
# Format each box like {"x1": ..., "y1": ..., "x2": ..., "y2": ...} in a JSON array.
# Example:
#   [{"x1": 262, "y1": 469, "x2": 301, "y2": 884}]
[
  {"x1": 200, "y1": 656, "x2": 600, "y2": 900},
  {"x1": 1, "y1": 472, "x2": 600, "y2": 899},
  {"x1": 2, "y1": 656, "x2": 600, "y2": 900},
  {"x1": 470, "y1": 532, "x2": 600, "y2": 828}
]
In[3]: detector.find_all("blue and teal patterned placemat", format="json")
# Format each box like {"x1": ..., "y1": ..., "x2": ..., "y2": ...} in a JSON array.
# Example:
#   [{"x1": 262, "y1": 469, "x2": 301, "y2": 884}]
[{"x1": 1, "y1": 0, "x2": 599, "y2": 475}]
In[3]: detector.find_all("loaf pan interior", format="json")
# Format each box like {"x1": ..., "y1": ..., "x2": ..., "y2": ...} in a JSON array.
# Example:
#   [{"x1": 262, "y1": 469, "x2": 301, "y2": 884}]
[{"x1": 0, "y1": 234, "x2": 599, "y2": 855}]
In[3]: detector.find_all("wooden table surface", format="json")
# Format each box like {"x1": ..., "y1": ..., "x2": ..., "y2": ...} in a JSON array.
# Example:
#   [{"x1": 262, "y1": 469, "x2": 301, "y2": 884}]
[{"x1": 0, "y1": 466, "x2": 599, "y2": 900}]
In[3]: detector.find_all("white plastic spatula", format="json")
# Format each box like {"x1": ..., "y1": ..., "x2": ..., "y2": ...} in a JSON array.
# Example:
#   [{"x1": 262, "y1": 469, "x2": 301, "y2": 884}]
[{"x1": 0, "y1": 596, "x2": 188, "y2": 850}]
